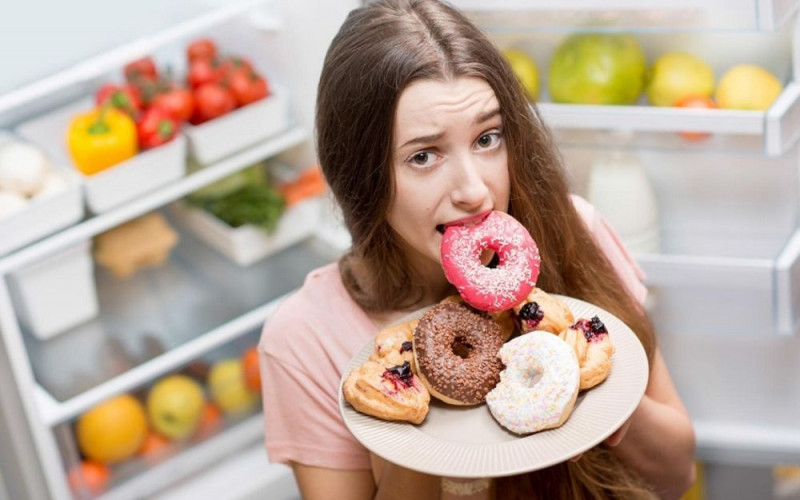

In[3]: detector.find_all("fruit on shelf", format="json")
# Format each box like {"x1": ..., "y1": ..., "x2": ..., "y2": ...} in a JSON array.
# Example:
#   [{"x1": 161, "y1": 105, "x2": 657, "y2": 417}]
[
  {"x1": 502, "y1": 49, "x2": 539, "y2": 101},
  {"x1": 151, "y1": 86, "x2": 194, "y2": 123},
  {"x1": 191, "y1": 83, "x2": 237, "y2": 124},
  {"x1": 67, "y1": 106, "x2": 137, "y2": 175},
  {"x1": 76, "y1": 394, "x2": 148, "y2": 464},
  {"x1": 187, "y1": 38, "x2": 218, "y2": 63},
  {"x1": 67, "y1": 461, "x2": 111, "y2": 496},
  {"x1": 208, "y1": 359, "x2": 259, "y2": 416},
  {"x1": 646, "y1": 52, "x2": 715, "y2": 107},
  {"x1": 124, "y1": 57, "x2": 159, "y2": 84},
  {"x1": 193, "y1": 402, "x2": 224, "y2": 441},
  {"x1": 228, "y1": 70, "x2": 270, "y2": 107},
  {"x1": 95, "y1": 83, "x2": 142, "y2": 117},
  {"x1": 715, "y1": 64, "x2": 783, "y2": 111},
  {"x1": 549, "y1": 33, "x2": 646, "y2": 105},
  {"x1": 674, "y1": 95, "x2": 718, "y2": 141},
  {"x1": 242, "y1": 346, "x2": 261, "y2": 392},
  {"x1": 146, "y1": 375, "x2": 206, "y2": 441},
  {"x1": 137, "y1": 431, "x2": 175, "y2": 465}
]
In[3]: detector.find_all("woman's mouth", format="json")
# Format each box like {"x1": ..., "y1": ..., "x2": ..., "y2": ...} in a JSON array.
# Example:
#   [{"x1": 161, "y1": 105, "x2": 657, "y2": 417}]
[{"x1": 436, "y1": 211, "x2": 492, "y2": 234}]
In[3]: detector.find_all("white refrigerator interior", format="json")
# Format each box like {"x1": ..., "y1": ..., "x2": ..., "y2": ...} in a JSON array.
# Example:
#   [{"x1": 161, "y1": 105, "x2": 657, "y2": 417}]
[{"x1": 1, "y1": 1, "x2": 800, "y2": 500}]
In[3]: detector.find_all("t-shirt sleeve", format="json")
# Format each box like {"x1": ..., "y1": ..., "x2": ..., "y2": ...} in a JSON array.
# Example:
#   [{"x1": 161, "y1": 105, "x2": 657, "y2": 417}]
[
  {"x1": 572, "y1": 195, "x2": 648, "y2": 306},
  {"x1": 259, "y1": 299, "x2": 371, "y2": 470}
]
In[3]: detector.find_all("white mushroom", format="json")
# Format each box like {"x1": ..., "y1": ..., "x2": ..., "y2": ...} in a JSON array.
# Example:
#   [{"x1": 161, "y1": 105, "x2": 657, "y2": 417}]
[
  {"x1": 0, "y1": 142, "x2": 51, "y2": 196},
  {"x1": 32, "y1": 171, "x2": 68, "y2": 199}
]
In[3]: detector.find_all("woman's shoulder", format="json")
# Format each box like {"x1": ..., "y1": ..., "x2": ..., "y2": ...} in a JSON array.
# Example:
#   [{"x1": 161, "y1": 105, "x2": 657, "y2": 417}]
[{"x1": 259, "y1": 261, "x2": 375, "y2": 365}]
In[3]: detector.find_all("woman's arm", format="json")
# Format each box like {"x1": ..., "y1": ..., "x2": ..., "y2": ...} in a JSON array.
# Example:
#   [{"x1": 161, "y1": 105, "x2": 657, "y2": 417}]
[
  {"x1": 292, "y1": 458, "x2": 442, "y2": 500},
  {"x1": 611, "y1": 348, "x2": 696, "y2": 499}
]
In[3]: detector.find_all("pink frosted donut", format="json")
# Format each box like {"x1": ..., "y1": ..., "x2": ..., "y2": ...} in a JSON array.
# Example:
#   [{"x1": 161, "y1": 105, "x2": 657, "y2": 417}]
[{"x1": 441, "y1": 211, "x2": 541, "y2": 312}]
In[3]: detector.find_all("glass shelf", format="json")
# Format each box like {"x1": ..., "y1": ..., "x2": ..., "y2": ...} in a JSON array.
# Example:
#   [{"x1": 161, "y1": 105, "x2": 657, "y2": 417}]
[{"x1": 23, "y1": 220, "x2": 334, "y2": 404}]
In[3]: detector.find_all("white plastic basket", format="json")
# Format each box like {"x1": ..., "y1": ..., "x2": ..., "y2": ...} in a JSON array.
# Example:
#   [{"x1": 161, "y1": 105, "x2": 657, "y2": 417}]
[
  {"x1": 169, "y1": 197, "x2": 322, "y2": 266},
  {"x1": 16, "y1": 98, "x2": 187, "y2": 214},
  {"x1": 8, "y1": 240, "x2": 99, "y2": 340},
  {"x1": 0, "y1": 131, "x2": 84, "y2": 256},
  {"x1": 183, "y1": 83, "x2": 290, "y2": 166}
]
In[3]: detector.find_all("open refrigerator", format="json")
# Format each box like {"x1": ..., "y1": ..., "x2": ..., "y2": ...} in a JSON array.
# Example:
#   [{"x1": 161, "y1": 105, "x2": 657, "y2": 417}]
[{"x1": 1, "y1": 1, "x2": 800, "y2": 499}]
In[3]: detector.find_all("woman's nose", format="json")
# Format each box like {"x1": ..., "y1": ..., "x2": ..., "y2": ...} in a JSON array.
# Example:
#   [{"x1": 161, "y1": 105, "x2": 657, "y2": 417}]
[{"x1": 450, "y1": 156, "x2": 490, "y2": 209}]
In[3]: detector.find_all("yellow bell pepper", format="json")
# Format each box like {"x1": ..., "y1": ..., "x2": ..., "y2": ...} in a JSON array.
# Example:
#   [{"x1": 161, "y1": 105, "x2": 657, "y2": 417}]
[{"x1": 67, "y1": 106, "x2": 138, "y2": 175}]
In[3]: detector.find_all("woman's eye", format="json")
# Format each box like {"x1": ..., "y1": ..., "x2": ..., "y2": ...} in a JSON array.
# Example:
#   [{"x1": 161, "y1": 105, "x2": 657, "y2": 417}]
[
  {"x1": 476, "y1": 132, "x2": 501, "y2": 149},
  {"x1": 409, "y1": 151, "x2": 437, "y2": 167}
]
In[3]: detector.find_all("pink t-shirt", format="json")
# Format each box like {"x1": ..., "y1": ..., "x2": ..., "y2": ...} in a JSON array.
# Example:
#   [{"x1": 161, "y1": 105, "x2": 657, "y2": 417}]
[{"x1": 259, "y1": 195, "x2": 647, "y2": 470}]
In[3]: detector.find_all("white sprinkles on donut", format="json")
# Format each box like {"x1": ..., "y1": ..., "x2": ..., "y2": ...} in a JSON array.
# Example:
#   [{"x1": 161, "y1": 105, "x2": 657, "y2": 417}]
[
  {"x1": 486, "y1": 331, "x2": 580, "y2": 435},
  {"x1": 441, "y1": 211, "x2": 541, "y2": 312}
]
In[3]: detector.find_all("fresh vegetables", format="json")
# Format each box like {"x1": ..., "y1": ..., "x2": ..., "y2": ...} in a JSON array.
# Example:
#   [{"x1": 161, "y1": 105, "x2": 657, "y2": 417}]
[
  {"x1": 191, "y1": 183, "x2": 285, "y2": 232},
  {"x1": 192, "y1": 83, "x2": 236, "y2": 124},
  {"x1": 67, "y1": 106, "x2": 138, "y2": 175},
  {"x1": 0, "y1": 141, "x2": 69, "y2": 219},
  {"x1": 136, "y1": 107, "x2": 181, "y2": 149},
  {"x1": 228, "y1": 71, "x2": 269, "y2": 107},
  {"x1": 276, "y1": 167, "x2": 327, "y2": 206},
  {"x1": 124, "y1": 57, "x2": 158, "y2": 84},
  {"x1": 187, "y1": 39, "x2": 217, "y2": 63},
  {"x1": 151, "y1": 86, "x2": 194, "y2": 122},
  {"x1": 95, "y1": 83, "x2": 142, "y2": 116}
]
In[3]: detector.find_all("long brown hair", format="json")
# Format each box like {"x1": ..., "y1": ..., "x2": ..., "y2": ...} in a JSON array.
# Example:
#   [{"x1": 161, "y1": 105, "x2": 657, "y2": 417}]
[{"x1": 317, "y1": 1, "x2": 657, "y2": 497}]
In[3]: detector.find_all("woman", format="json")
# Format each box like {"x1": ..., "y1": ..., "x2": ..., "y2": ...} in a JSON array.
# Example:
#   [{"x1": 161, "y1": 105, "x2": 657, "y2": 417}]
[{"x1": 259, "y1": 1, "x2": 696, "y2": 498}]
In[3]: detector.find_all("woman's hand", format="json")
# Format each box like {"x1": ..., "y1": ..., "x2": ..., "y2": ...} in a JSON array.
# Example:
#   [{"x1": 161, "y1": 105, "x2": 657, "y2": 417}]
[{"x1": 569, "y1": 418, "x2": 630, "y2": 462}]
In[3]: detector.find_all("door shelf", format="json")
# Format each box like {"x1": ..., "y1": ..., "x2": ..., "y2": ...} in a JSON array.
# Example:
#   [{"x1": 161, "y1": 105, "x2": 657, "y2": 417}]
[
  {"x1": 0, "y1": 126, "x2": 308, "y2": 277},
  {"x1": 453, "y1": 0, "x2": 799, "y2": 32},
  {"x1": 635, "y1": 229, "x2": 800, "y2": 336},
  {"x1": 695, "y1": 420, "x2": 800, "y2": 467},
  {"x1": 26, "y1": 228, "x2": 334, "y2": 426},
  {"x1": 537, "y1": 81, "x2": 800, "y2": 157}
]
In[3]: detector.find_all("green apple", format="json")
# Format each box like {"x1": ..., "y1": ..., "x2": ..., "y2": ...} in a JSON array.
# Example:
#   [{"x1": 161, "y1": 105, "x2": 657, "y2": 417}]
[
  {"x1": 147, "y1": 375, "x2": 206, "y2": 441},
  {"x1": 646, "y1": 52, "x2": 715, "y2": 107},
  {"x1": 503, "y1": 49, "x2": 540, "y2": 101},
  {"x1": 208, "y1": 359, "x2": 258, "y2": 417}
]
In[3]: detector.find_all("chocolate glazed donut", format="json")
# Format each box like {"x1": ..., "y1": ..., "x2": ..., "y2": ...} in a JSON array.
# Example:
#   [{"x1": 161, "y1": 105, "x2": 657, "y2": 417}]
[{"x1": 413, "y1": 302, "x2": 505, "y2": 405}]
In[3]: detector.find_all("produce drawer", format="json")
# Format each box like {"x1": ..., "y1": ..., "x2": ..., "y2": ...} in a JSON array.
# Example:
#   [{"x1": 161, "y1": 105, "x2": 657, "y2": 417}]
[
  {"x1": 16, "y1": 98, "x2": 187, "y2": 214},
  {"x1": 453, "y1": 0, "x2": 799, "y2": 32}
]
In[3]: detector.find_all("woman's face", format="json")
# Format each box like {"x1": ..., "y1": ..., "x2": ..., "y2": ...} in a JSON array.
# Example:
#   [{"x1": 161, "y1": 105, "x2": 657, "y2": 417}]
[{"x1": 387, "y1": 76, "x2": 511, "y2": 282}]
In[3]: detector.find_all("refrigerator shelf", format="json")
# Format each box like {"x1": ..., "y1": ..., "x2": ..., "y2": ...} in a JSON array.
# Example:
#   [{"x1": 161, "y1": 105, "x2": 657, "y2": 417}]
[
  {"x1": 0, "y1": 126, "x2": 308, "y2": 276},
  {"x1": 537, "y1": 81, "x2": 800, "y2": 157},
  {"x1": 95, "y1": 413, "x2": 265, "y2": 500},
  {"x1": 453, "y1": 0, "x2": 799, "y2": 32},
  {"x1": 695, "y1": 420, "x2": 800, "y2": 467},
  {"x1": 635, "y1": 229, "x2": 800, "y2": 336},
  {"x1": 25, "y1": 229, "x2": 334, "y2": 423}
]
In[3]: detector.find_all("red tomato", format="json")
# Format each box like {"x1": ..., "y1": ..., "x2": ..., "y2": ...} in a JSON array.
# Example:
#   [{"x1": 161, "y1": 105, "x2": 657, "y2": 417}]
[
  {"x1": 228, "y1": 71, "x2": 269, "y2": 107},
  {"x1": 95, "y1": 83, "x2": 142, "y2": 116},
  {"x1": 187, "y1": 39, "x2": 218, "y2": 63},
  {"x1": 124, "y1": 57, "x2": 158, "y2": 83},
  {"x1": 188, "y1": 59, "x2": 222, "y2": 89},
  {"x1": 152, "y1": 87, "x2": 194, "y2": 122},
  {"x1": 675, "y1": 95, "x2": 718, "y2": 141},
  {"x1": 218, "y1": 56, "x2": 254, "y2": 78},
  {"x1": 137, "y1": 107, "x2": 180, "y2": 149},
  {"x1": 191, "y1": 83, "x2": 236, "y2": 124}
]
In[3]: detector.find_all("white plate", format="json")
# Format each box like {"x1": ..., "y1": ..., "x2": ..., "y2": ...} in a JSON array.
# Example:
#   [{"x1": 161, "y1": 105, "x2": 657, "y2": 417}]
[{"x1": 338, "y1": 295, "x2": 649, "y2": 478}]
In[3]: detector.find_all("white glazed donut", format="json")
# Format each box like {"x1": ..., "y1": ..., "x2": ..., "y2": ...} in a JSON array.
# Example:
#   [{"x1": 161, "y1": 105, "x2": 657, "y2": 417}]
[{"x1": 486, "y1": 331, "x2": 580, "y2": 434}]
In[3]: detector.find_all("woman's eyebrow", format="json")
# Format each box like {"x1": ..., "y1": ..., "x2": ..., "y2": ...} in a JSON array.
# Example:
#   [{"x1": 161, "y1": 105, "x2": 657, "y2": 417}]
[
  {"x1": 474, "y1": 108, "x2": 501, "y2": 125},
  {"x1": 400, "y1": 132, "x2": 444, "y2": 149}
]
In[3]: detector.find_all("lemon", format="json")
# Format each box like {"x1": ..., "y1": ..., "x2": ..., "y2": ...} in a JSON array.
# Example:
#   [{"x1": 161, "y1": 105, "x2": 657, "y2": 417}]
[
  {"x1": 208, "y1": 359, "x2": 258, "y2": 416},
  {"x1": 715, "y1": 64, "x2": 782, "y2": 111},
  {"x1": 645, "y1": 52, "x2": 715, "y2": 107},
  {"x1": 502, "y1": 49, "x2": 540, "y2": 101},
  {"x1": 77, "y1": 394, "x2": 148, "y2": 464},
  {"x1": 147, "y1": 375, "x2": 206, "y2": 441}
]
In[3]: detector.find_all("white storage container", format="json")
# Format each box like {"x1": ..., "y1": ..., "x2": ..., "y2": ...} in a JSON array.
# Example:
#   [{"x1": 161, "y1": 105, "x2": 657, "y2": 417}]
[
  {"x1": 15, "y1": 98, "x2": 186, "y2": 213},
  {"x1": 169, "y1": 196, "x2": 322, "y2": 266},
  {"x1": 8, "y1": 240, "x2": 99, "y2": 340},
  {"x1": 0, "y1": 132, "x2": 84, "y2": 256},
  {"x1": 183, "y1": 84, "x2": 290, "y2": 165}
]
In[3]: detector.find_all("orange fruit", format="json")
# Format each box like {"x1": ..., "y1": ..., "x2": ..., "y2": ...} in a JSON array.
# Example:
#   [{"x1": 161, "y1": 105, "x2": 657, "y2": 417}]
[
  {"x1": 76, "y1": 394, "x2": 148, "y2": 464},
  {"x1": 242, "y1": 347, "x2": 261, "y2": 392},
  {"x1": 675, "y1": 95, "x2": 718, "y2": 141},
  {"x1": 67, "y1": 461, "x2": 111, "y2": 496},
  {"x1": 138, "y1": 431, "x2": 175, "y2": 464},
  {"x1": 193, "y1": 402, "x2": 224, "y2": 441}
]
